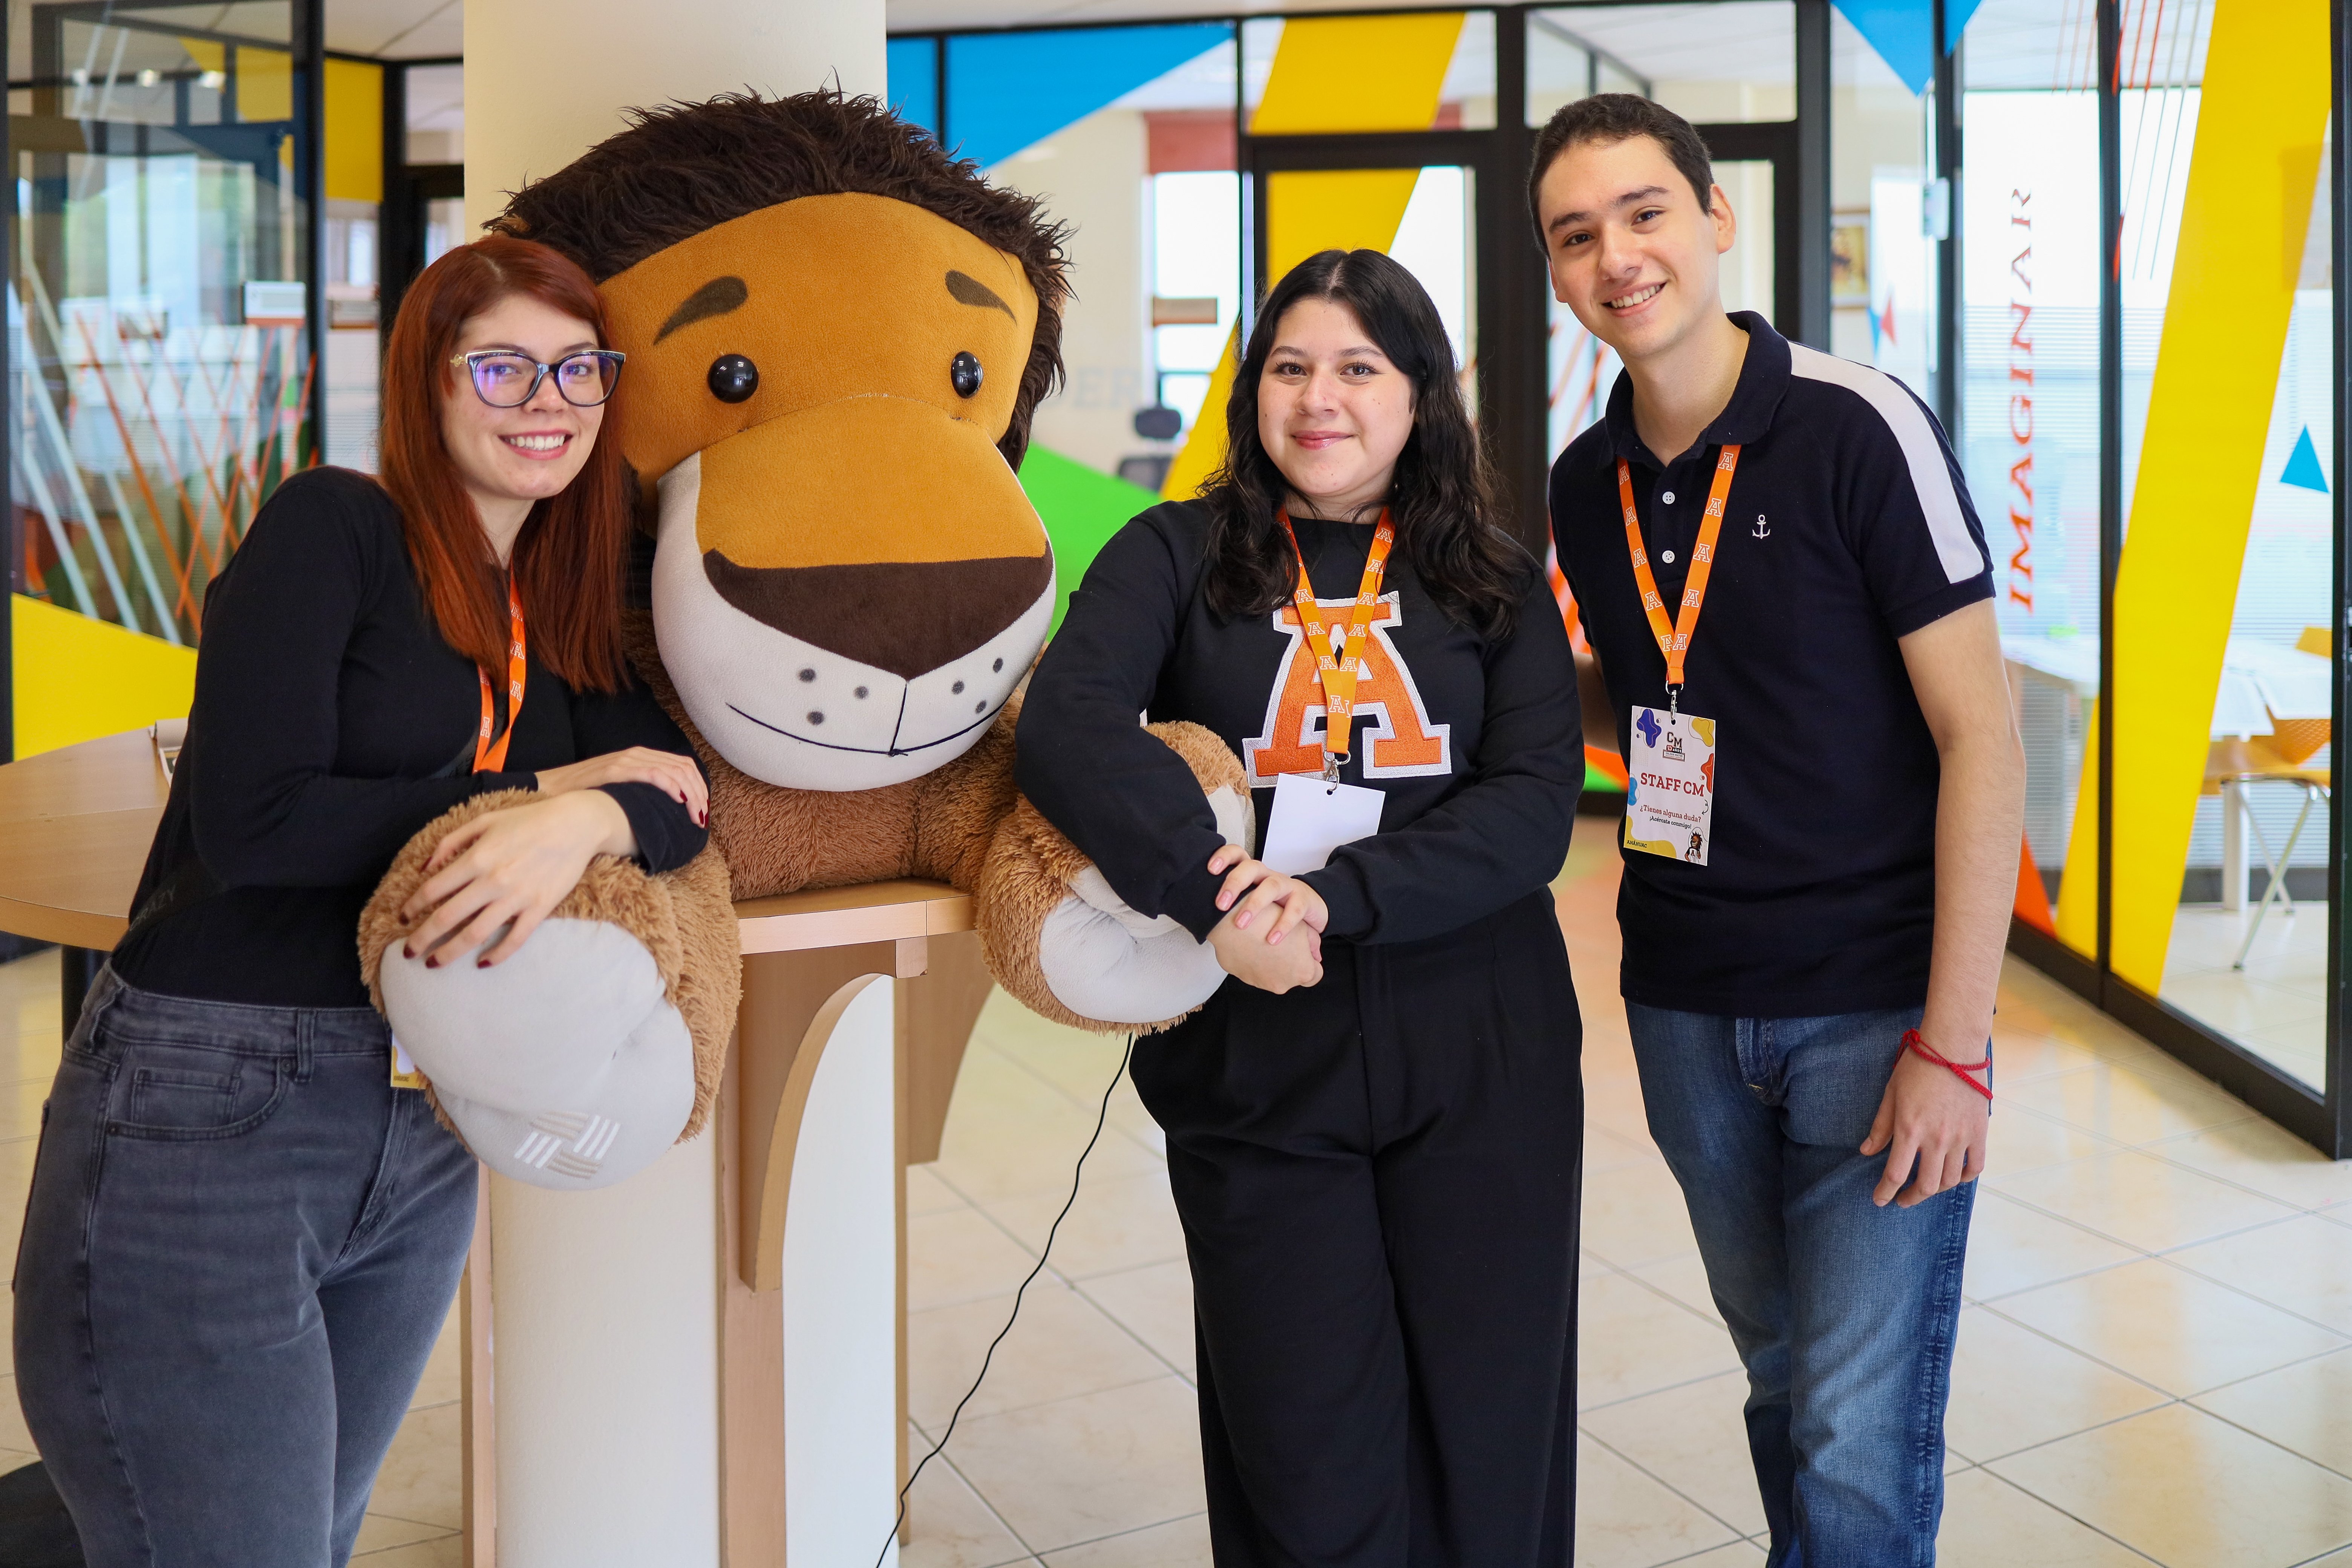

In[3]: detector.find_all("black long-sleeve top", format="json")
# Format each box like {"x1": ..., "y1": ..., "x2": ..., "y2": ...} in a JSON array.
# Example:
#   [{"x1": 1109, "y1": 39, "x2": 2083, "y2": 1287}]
[
  {"x1": 112, "y1": 467, "x2": 709, "y2": 1008},
  {"x1": 1017, "y1": 501, "x2": 1581, "y2": 949}
]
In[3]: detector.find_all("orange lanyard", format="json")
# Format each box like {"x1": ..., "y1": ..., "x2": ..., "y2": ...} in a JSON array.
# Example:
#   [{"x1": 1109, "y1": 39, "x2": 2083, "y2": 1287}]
[
  {"x1": 473, "y1": 576, "x2": 527, "y2": 773},
  {"x1": 1279, "y1": 508, "x2": 1395, "y2": 782},
  {"x1": 1618, "y1": 444, "x2": 1740, "y2": 712}
]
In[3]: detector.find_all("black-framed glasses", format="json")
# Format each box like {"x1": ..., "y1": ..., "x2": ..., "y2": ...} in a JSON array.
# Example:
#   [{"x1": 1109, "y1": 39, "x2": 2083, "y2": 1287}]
[{"x1": 450, "y1": 349, "x2": 626, "y2": 408}]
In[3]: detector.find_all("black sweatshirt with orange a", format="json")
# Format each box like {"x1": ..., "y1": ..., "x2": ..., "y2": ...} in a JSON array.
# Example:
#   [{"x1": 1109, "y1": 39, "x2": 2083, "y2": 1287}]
[{"x1": 1016, "y1": 500, "x2": 1582, "y2": 948}]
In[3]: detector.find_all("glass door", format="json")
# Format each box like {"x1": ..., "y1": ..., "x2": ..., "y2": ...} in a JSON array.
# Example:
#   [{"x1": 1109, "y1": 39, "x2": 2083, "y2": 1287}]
[
  {"x1": 10, "y1": 0, "x2": 312, "y2": 643},
  {"x1": 1525, "y1": 6, "x2": 1796, "y2": 455},
  {"x1": 1248, "y1": 160, "x2": 1478, "y2": 410}
]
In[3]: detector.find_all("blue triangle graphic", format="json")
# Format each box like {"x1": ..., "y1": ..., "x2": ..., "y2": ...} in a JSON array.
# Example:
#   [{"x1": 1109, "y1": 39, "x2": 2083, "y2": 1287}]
[
  {"x1": 943, "y1": 22, "x2": 1233, "y2": 170},
  {"x1": 2282, "y1": 426, "x2": 2330, "y2": 493},
  {"x1": 1837, "y1": 1, "x2": 1932, "y2": 95}
]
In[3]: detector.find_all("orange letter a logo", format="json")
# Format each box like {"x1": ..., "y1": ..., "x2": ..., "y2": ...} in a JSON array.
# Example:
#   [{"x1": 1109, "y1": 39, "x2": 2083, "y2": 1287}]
[{"x1": 1243, "y1": 593, "x2": 1452, "y2": 787}]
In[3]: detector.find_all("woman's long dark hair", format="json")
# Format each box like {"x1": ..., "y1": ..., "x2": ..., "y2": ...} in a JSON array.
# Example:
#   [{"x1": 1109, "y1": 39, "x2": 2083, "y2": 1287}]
[{"x1": 1200, "y1": 248, "x2": 1527, "y2": 639}]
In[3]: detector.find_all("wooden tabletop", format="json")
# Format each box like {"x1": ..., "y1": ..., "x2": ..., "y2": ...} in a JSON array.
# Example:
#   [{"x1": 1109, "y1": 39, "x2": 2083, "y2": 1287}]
[{"x1": 0, "y1": 728, "x2": 972, "y2": 953}]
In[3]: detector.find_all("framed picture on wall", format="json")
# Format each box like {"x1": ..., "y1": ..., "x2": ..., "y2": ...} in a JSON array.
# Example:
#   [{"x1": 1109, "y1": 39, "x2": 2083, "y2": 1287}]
[{"x1": 1830, "y1": 214, "x2": 1871, "y2": 305}]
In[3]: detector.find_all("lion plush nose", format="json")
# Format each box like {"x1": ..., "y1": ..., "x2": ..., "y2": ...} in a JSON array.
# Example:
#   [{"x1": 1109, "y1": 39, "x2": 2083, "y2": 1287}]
[
  {"x1": 647, "y1": 395, "x2": 1057, "y2": 792},
  {"x1": 702, "y1": 552, "x2": 1047, "y2": 679},
  {"x1": 690, "y1": 396, "x2": 1050, "y2": 669}
]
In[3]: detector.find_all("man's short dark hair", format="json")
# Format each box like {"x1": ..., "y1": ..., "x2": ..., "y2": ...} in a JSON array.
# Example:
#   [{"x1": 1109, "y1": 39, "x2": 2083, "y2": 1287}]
[{"x1": 1526, "y1": 93, "x2": 1716, "y2": 243}]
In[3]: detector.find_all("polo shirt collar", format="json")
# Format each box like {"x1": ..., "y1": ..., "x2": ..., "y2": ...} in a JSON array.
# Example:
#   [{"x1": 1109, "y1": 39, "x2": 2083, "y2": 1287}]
[{"x1": 1602, "y1": 310, "x2": 1792, "y2": 468}]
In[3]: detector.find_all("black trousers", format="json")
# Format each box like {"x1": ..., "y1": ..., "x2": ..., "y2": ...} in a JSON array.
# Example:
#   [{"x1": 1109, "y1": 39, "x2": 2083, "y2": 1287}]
[{"x1": 1130, "y1": 890, "x2": 1585, "y2": 1568}]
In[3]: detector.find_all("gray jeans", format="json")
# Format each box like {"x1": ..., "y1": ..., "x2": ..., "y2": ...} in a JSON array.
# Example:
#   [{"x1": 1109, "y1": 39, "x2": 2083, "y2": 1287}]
[{"x1": 13, "y1": 966, "x2": 478, "y2": 1566}]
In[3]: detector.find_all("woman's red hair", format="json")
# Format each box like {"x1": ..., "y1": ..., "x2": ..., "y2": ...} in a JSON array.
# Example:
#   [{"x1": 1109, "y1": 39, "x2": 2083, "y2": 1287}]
[{"x1": 378, "y1": 235, "x2": 631, "y2": 692}]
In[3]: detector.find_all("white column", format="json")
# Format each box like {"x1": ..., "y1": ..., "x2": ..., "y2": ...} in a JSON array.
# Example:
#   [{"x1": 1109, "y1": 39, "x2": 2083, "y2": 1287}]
[
  {"x1": 783, "y1": 980, "x2": 902, "y2": 1566},
  {"x1": 464, "y1": 0, "x2": 886, "y2": 234},
  {"x1": 462, "y1": 6, "x2": 887, "y2": 1563},
  {"x1": 488, "y1": 1145, "x2": 723, "y2": 1562}
]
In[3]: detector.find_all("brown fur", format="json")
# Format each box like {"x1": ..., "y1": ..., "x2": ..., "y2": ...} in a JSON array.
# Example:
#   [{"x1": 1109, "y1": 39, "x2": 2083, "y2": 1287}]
[{"x1": 357, "y1": 789, "x2": 741, "y2": 1139}]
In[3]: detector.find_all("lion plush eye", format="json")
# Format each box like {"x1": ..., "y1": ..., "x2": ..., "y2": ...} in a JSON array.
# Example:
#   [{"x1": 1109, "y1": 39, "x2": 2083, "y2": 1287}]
[
  {"x1": 950, "y1": 352, "x2": 983, "y2": 398},
  {"x1": 708, "y1": 354, "x2": 759, "y2": 403}
]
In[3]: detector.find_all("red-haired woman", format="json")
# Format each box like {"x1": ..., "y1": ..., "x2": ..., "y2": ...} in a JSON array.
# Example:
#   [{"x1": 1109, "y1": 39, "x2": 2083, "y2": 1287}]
[{"x1": 12, "y1": 236, "x2": 706, "y2": 1566}]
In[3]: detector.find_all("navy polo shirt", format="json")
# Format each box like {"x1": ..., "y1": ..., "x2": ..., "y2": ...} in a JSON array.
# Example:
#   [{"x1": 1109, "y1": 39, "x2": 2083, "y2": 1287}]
[{"x1": 1550, "y1": 312, "x2": 1994, "y2": 1018}]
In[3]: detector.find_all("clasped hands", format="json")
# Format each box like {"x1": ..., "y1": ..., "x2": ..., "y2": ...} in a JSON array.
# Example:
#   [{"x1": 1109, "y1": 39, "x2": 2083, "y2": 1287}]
[
  {"x1": 399, "y1": 748, "x2": 709, "y2": 969},
  {"x1": 1205, "y1": 844, "x2": 1328, "y2": 994}
]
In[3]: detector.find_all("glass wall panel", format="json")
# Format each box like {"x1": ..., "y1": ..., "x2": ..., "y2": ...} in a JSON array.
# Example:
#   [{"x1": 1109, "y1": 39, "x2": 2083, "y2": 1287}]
[
  {"x1": 1529, "y1": 3, "x2": 1792, "y2": 464},
  {"x1": 2101, "y1": 0, "x2": 2334, "y2": 1087},
  {"x1": 8, "y1": 0, "x2": 308, "y2": 644},
  {"x1": 957, "y1": 25, "x2": 1236, "y2": 489},
  {"x1": 320, "y1": 57, "x2": 380, "y2": 472},
  {"x1": 1962, "y1": 0, "x2": 2104, "y2": 958},
  {"x1": 1828, "y1": 11, "x2": 1931, "y2": 399},
  {"x1": 1526, "y1": 3, "x2": 1796, "y2": 127}
]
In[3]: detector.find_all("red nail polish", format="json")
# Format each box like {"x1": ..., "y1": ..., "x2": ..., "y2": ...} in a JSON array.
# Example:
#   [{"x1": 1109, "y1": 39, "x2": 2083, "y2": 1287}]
[
  {"x1": 426, "y1": 956, "x2": 439, "y2": 969},
  {"x1": 477, "y1": 959, "x2": 490, "y2": 969},
  {"x1": 402, "y1": 948, "x2": 415, "y2": 961}
]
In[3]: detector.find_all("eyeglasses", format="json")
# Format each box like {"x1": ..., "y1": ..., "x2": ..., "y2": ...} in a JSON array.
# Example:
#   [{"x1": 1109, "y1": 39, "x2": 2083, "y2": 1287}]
[{"x1": 449, "y1": 349, "x2": 626, "y2": 408}]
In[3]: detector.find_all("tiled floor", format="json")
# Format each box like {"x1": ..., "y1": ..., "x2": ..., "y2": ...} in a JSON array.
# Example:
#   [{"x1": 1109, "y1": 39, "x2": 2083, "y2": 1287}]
[
  {"x1": 894, "y1": 815, "x2": 2352, "y2": 1568},
  {"x1": 12, "y1": 809, "x2": 2352, "y2": 1564},
  {"x1": 2165, "y1": 898, "x2": 2330, "y2": 1090}
]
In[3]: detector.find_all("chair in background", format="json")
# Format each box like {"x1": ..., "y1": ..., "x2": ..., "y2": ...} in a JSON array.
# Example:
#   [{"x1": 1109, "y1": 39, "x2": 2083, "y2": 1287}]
[{"x1": 2207, "y1": 625, "x2": 2333, "y2": 971}]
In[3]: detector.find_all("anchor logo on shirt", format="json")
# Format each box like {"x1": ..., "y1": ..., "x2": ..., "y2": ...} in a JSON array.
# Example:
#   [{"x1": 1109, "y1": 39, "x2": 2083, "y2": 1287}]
[{"x1": 1752, "y1": 513, "x2": 1771, "y2": 539}]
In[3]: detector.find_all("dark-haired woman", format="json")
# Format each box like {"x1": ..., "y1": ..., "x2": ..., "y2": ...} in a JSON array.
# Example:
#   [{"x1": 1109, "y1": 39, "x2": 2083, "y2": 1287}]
[
  {"x1": 1019, "y1": 249, "x2": 1585, "y2": 1563},
  {"x1": 14, "y1": 236, "x2": 708, "y2": 1568}
]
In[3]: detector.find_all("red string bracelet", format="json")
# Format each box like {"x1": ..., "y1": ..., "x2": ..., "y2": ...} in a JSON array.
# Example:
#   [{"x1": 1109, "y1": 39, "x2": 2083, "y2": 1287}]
[{"x1": 1903, "y1": 1029, "x2": 1993, "y2": 1102}]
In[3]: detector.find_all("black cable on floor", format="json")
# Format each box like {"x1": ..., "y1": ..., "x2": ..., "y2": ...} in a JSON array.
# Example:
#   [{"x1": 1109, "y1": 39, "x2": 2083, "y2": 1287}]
[{"x1": 871, "y1": 1032, "x2": 1138, "y2": 1568}]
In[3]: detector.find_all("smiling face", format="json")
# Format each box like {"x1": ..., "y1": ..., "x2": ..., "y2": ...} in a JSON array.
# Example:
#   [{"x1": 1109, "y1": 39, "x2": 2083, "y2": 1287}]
[
  {"x1": 597, "y1": 192, "x2": 1053, "y2": 791},
  {"x1": 438, "y1": 293, "x2": 607, "y2": 537},
  {"x1": 1256, "y1": 297, "x2": 1416, "y2": 520},
  {"x1": 1536, "y1": 132, "x2": 1735, "y2": 368}
]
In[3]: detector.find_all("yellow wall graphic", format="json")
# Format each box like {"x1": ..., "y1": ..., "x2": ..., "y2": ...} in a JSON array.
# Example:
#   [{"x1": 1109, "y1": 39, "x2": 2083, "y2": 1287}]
[
  {"x1": 2061, "y1": 0, "x2": 2329, "y2": 988},
  {"x1": 12, "y1": 595, "x2": 196, "y2": 760},
  {"x1": 236, "y1": 45, "x2": 293, "y2": 127},
  {"x1": 325, "y1": 58, "x2": 385, "y2": 205},
  {"x1": 1161, "y1": 12, "x2": 1465, "y2": 503}
]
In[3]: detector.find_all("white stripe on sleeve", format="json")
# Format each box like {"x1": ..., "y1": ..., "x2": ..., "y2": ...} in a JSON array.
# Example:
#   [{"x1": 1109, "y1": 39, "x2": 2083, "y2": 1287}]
[{"x1": 1787, "y1": 343, "x2": 1983, "y2": 584}]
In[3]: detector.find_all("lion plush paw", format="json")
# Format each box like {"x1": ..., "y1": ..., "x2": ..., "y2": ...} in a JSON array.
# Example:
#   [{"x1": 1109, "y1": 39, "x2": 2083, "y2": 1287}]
[
  {"x1": 978, "y1": 721, "x2": 1252, "y2": 1033},
  {"x1": 376, "y1": 919, "x2": 694, "y2": 1188},
  {"x1": 360, "y1": 793, "x2": 741, "y2": 1190}
]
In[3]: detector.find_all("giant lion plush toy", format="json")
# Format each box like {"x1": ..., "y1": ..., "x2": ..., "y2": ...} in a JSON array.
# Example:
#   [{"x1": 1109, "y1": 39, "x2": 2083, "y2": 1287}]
[{"x1": 357, "y1": 92, "x2": 1250, "y2": 1189}]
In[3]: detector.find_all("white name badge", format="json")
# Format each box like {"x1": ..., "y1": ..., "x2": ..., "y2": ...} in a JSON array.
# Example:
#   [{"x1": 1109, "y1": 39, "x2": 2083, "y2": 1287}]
[
  {"x1": 1624, "y1": 705, "x2": 1717, "y2": 865},
  {"x1": 1261, "y1": 772, "x2": 1385, "y2": 874}
]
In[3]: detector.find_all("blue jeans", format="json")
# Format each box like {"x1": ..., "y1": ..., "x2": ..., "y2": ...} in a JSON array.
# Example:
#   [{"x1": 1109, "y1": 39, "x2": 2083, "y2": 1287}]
[
  {"x1": 12, "y1": 966, "x2": 479, "y2": 1567},
  {"x1": 1623, "y1": 1004, "x2": 1976, "y2": 1568}
]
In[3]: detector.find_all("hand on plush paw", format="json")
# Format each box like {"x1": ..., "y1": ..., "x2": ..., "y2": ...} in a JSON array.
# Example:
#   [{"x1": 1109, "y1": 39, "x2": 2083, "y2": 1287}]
[
  {"x1": 975, "y1": 720, "x2": 1259, "y2": 1034},
  {"x1": 402, "y1": 791, "x2": 634, "y2": 967},
  {"x1": 362, "y1": 795, "x2": 740, "y2": 1191}
]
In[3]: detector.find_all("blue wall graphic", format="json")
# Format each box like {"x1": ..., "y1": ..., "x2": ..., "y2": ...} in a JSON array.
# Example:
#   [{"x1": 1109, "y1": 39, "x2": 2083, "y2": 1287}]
[
  {"x1": 2282, "y1": 426, "x2": 2331, "y2": 494},
  {"x1": 887, "y1": 37, "x2": 938, "y2": 133},
  {"x1": 887, "y1": 22, "x2": 1232, "y2": 170},
  {"x1": 1835, "y1": 0, "x2": 1987, "y2": 95}
]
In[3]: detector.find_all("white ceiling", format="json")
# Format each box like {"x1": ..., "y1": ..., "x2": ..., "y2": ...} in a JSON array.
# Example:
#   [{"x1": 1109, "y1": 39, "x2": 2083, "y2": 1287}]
[{"x1": 324, "y1": 0, "x2": 461, "y2": 58}]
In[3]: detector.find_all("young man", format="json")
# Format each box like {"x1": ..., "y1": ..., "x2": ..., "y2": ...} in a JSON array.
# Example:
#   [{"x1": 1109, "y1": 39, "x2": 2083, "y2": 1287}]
[{"x1": 1533, "y1": 95, "x2": 2025, "y2": 1565}]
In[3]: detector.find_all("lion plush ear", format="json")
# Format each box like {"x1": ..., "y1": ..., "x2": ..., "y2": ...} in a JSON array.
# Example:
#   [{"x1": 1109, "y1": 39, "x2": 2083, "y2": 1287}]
[{"x1": 358, "y1": 792, "x2": 740, "y2": 1189}]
